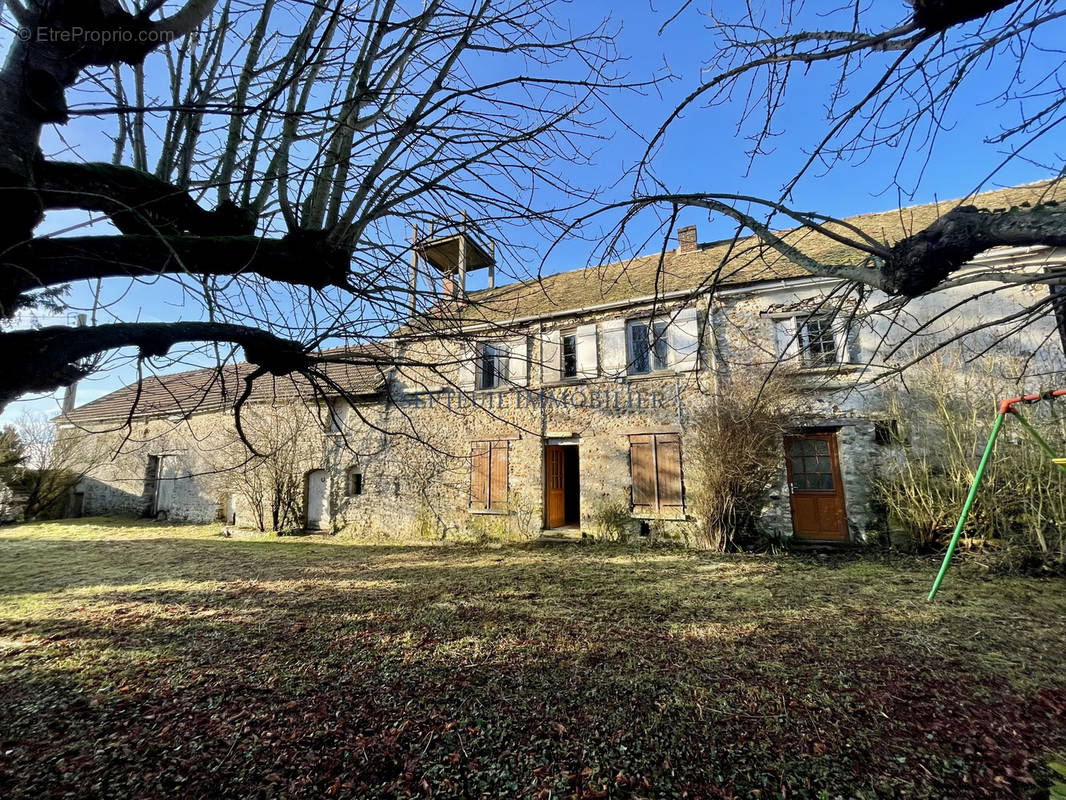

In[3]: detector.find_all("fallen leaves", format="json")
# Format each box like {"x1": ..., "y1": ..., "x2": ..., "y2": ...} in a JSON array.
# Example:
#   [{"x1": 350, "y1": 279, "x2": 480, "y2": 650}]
[{"x1": 0, "y1": 521, "x2": 1063, "y2": 798}]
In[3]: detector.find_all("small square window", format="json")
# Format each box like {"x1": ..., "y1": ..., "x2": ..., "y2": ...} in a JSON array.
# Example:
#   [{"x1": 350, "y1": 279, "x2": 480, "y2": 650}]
[{"x1": 874, "y1": 420, "x2": 899, "y2": 446}]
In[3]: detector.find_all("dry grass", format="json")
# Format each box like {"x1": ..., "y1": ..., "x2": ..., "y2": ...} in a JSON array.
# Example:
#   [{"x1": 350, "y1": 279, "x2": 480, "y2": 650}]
[{"x1": 0, "y1": 518, "x2": 1063, "y2": 798}]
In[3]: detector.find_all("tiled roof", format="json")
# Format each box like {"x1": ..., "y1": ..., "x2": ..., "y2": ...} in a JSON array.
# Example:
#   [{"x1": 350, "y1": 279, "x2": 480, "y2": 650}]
[
  {"x1": 61, "y1": 179, "x2": 1064, "y2": 423},
  {"x1": 409, "y1": 179, "x2": 1065, "y2": 328},
  {"x1": 62, "y1": 344, "x2": 390, "y2": 424}
]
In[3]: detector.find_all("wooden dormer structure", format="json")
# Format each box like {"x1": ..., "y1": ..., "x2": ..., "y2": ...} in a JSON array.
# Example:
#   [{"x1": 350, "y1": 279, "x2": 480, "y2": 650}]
[{"x1": 410, "y1": 212, "x2": 496, "y2": 313}]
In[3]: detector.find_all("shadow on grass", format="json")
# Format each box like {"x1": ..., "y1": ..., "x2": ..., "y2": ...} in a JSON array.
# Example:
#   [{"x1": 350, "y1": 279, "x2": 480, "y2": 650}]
[
  {"x1": 0, "y1": 573, "x2": 1063, "y2": 799},
  {"x1": 1, "y1": 522, "x2": 1065, "y2": 798}
]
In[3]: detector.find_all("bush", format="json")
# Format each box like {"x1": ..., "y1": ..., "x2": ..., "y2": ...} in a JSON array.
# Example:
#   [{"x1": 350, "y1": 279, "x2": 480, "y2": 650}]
[
  {"x1": 875, "y1": 350, "x2": 1066, "y2": 570},
  {"x1": 588, "y1": 495, "x2": 632, "y2": 541},
  {"x1": 689, "y1": 370, "x2": 800, "y2": 551}
]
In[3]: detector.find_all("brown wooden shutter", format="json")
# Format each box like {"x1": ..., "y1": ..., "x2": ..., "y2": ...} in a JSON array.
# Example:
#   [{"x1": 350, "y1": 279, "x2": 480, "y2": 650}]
[
  {"x1": 471, "y1": 443, "x2": 489, "y2": 509},
  {"x1": 655, "y1": 434, "x2": 684, "y2": 515},
  {"x1": 629, "y1": 434, "x2": 657, "y2": 514},
  {"x1": 489, "y1": 441, "x2": 509, "y2": 510}
]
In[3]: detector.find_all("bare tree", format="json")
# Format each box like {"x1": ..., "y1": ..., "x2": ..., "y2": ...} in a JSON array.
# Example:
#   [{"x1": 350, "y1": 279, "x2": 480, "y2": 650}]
[
  {"x1": 0, "y1": 0, "x2": 623, "y2": 412},
  {"x1": 14, "y1": 411, "x2": 106, "y2": 517},
  {"x1": 618, "y1": 2, "x2": 1066, "y2": 307}
]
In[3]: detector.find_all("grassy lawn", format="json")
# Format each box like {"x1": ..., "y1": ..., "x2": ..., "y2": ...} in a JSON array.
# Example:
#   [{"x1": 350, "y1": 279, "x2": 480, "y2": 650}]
[{"x1": 0, "y1": 520, "x2": 1063, "y2": 799}]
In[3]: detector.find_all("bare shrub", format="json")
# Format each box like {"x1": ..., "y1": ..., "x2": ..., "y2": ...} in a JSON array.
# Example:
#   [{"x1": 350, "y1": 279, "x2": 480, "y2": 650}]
[
  {"x1": 16, "y1": 413, "x2": 108, "y2": 519},
  {"x1": 217, "y1": 405, "x2": 323, "y2": 532},
  {"x1": 689, "y1": 371, "x2": 800, "y2": 551},
  {"x1": 876, "y1": 349, "x2": 1066, "y2": 569},
  {"x1": 589, "y1": 495, "x2": 633, "y2": 542}
]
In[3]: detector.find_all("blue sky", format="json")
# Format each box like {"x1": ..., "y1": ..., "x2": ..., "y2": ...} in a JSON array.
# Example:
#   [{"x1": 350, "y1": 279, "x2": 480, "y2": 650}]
[{"x1": 3, "y1": 0, "x2": 1062, "y2": 424}]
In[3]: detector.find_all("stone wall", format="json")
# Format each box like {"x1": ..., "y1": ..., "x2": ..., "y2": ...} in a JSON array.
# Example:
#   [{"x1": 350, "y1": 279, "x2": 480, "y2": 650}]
[{"x1": 60, "y1": 258, "x2": 1066, "y2": 543}]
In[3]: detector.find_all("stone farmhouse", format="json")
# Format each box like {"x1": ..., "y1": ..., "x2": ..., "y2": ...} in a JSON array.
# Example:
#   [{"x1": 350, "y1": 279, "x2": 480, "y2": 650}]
[{"x1": 59, "y1": 182, "x2": 1066, "y2": 543}]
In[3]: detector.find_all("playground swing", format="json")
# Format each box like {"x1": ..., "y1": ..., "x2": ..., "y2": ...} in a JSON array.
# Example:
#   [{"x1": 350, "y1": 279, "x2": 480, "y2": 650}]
[{"x1": 927, "y1": 389, "x2": 1066, "y2": 601}]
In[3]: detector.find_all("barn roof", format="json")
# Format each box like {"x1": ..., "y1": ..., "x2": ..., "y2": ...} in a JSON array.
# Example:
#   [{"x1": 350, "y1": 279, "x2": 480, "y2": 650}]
[{"x1": 61, "y1": 344, "x2": 390, "y2": 425}]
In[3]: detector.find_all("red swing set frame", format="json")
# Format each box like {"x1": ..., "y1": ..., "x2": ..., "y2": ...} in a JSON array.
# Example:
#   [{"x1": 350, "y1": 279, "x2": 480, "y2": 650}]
[{"x1": 927, "y1": 388, "x2": 1066, "y2": 600}]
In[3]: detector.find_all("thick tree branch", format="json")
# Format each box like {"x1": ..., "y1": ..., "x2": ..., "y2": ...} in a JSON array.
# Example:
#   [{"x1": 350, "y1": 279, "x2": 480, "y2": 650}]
[
  {"x1": 35, "y1": 160, "x2": 256, "y2": 236},
  {"x1": 149, "y1": 0, "x2": 218, "y2": 40},
  {"x1": 1, "y1": 230, "x2": 353, "y2": 312},
  {"x1": 884, "y1": 203, "x2": 1066, "y2": 296},
  {"x1": 912, "y1": 1, "x2": 1016, "y2": 34},
  {"x1": 0, "y1": 321, "x2": 308, "y2": 409}
]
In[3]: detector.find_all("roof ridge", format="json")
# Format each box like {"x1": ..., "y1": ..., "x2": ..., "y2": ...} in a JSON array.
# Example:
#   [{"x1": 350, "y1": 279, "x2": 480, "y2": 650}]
[{"x1": 463, "y1": 178, "x2": 1061, "y2": 299}]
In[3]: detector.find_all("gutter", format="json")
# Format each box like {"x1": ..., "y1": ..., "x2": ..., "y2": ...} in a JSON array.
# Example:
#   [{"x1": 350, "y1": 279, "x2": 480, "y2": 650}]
[{"x1": 393, "y1": 275, "x2": 841, "y2": 340}]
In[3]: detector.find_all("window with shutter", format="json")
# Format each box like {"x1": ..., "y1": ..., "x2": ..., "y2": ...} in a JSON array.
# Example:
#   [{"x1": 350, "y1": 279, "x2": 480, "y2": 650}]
[
  {"x1": 628, "y1": 433, "x2": 685, "y2": 517},
  {"x1": 470, "y1": 444, "x2": 490, "y2": 509},
  {"x1": 626, "y1": 319, "x2": 670, "y2": 374},
  {"x1": 561, "y1": 331, "x2": 578, "y2": 378},
  {"x1": 470, "y1": 441, "x2": 509, "y2": 511},
  {"x1": 772, "y1": 314, "x2": 857, "y2": 367},
  {"x1": 477, "y1": 343, "x2": 509, "y2": 389}
]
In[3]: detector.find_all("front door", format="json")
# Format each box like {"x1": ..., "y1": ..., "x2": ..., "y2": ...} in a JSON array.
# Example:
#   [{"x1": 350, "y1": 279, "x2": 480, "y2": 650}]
[
  {"x1": 784, "y1": 433, "x2": 848, "y2": 541},
  {"x1": 306, "y1": 469, "x2": 328, "y2": 530},
  {"x1": 546, "y1": 446, "x2": 566, "y2": 528}
]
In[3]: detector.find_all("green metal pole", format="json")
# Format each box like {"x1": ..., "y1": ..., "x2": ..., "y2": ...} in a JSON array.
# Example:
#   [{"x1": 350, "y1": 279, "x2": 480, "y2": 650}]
[
  {"x1": 927, "y1": 411, "x2": 1007, "y2": 602},
  {"x1": 1008, "y1": 410, "x2": 1066, "y2": 475}
]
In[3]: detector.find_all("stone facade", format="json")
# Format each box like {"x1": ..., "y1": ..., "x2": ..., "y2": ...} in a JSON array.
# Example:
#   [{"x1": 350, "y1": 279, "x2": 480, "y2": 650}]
[{"x1": 59, "y1": 238, "x2": 1066, "y2": 545}]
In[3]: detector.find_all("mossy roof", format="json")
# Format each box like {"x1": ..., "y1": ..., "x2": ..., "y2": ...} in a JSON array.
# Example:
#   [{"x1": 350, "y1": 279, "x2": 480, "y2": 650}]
[{"x1": 407, "y1": 179, "x2": 1064, "y2": 329}]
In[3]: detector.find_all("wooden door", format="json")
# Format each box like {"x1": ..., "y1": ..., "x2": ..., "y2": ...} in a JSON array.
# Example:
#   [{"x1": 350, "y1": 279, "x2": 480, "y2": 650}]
[
  {"x1": 306, "y1": 469, "x2": 328, "y2": 530},
  {"x1": 784, "y1": 433, "x2": 848, "y2": 541},
  {"x1": 546, "y1": 446, "x2": 566, "y2": 528}
]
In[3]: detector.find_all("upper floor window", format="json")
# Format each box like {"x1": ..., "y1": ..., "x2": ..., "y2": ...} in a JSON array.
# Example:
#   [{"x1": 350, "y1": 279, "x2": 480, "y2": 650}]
[
  {"x1": 326, "y1": 399, "x2": 345, "y2": 433},
  {"x1": 627, "y1": 319, "x2": 669, "y2": 375},
  {"x1": 478, "y1": 342, "x2": 509, "y2": 389},
  {"x1": 561, "y1": 331, "x2": 578, "y2": 379},
  {"x1": 773, "y1": 314, "x2": 858, "y2": 367},
  {"x1": 798, "y1": 316, "x2": 837, "y2": 367}
]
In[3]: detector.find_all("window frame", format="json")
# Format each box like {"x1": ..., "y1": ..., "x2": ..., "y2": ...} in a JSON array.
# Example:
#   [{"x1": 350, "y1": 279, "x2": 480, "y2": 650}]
[
  {"x1": 626, "y1": 319, "x2": 670, "y2": 376},
  {"x1": 797, "y1": 315, "x2": 838, "y2": 367},
  {"x1": 560, "y1": 330, "x2": 578, "y2": 380},
  {"x1": 345, "y1": 468, "x2": 363, "y2": 497},
  {"x1": 477, "y1": 342, "x2": 509, "y2": 390},
  {"x1": 772, "y1": 313, "x2": 859, "y2": 368},
  {"x1": 326, "y1": 399, "x2": 345, "y2": 433}
]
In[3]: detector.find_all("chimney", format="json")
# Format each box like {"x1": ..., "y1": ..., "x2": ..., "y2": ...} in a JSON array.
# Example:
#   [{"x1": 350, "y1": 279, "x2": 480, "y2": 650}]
[
  {"x1": 440, "y1": 273, "x2": 456, "y2": 300},
  {"x1": 61, "y1": 314, "x2": 88, "y2": 414},
  {"x1": 677, "y1": 225, "x2": 698, "y2": 253}
]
